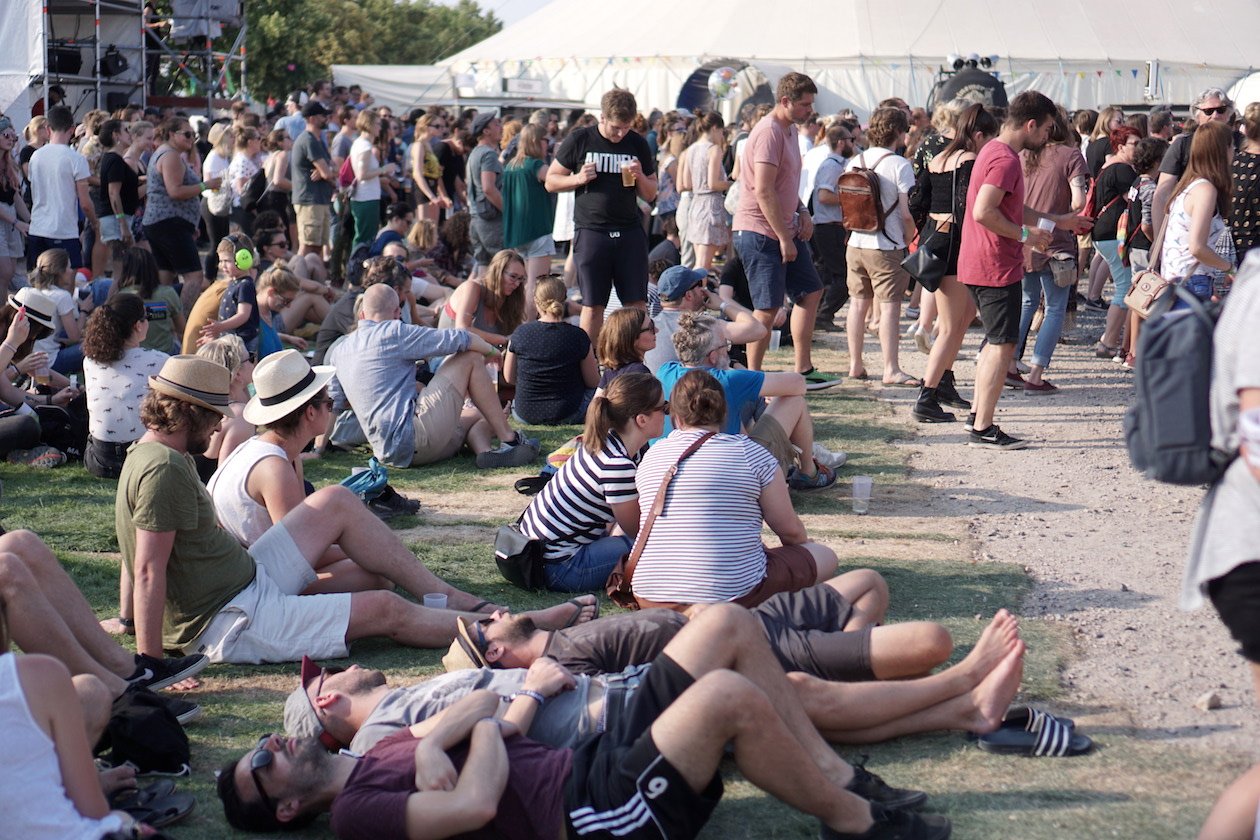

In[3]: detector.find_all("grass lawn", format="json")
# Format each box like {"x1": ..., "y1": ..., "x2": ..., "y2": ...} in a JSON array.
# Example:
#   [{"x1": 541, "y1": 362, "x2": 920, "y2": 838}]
[{"x1": 0, "y1": 344, "x2": 1242, "y2": 838}]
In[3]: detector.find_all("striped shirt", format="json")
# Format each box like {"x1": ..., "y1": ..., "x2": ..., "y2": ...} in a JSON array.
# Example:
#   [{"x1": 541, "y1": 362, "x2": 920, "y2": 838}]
[
  {"x1": 520, "y1": 432, "x2": 640, "y2": 560},
  {"x1": 631, "y1": 429, "x2": 778, "y2": 603}
]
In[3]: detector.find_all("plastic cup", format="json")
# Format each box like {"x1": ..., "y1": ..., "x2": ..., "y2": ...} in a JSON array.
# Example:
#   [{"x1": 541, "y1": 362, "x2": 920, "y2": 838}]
[
  {"x1": 1036, "y1": 217, "x2": 1056, "y2": 232},
  {"x1": 621, "y1": 162, "x2": 636, "y2": 187},
  {"x1": 1241, "y1": 408, "x2": 1260, "y2": 467},
  {"x1": 852, "y1": 475, "x2": 873, "y2": 515},
  {"x1": 34, "y1": 366, "x2": 50, "y2": 387},
  {"x1": 350, "y1": 466, "x2": 368, "y2": 476},
  {"x1": 769, "y1": 330, "x2": 782, "y2": 352},
  {"x1": 423, "y1": 593, "x2": 448, "y2": 610}
]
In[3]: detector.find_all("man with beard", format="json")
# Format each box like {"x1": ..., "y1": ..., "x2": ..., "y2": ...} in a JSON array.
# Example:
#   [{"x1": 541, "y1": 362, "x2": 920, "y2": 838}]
[
  {"x1": 732, "y1": 72, "x2": 840, "y2": 389},
  {"x1": 116, "y1": 356, "x2": 596, "y2": 665},
  {"x1": 957, "y1": 92, "x2": 1092, "y2": 450},
  {"x1": 220, "y1": 604, "x2": 954, "y2": 840}
]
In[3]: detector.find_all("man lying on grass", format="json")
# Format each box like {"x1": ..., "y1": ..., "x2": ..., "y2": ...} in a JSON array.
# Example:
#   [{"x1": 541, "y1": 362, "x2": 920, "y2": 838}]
[
  {"x1": 116, "y1": 355, "x2": 596, "y2": 665},
  {"x1": 219, "y1": 603, "x2": 953, "y2": 840}
]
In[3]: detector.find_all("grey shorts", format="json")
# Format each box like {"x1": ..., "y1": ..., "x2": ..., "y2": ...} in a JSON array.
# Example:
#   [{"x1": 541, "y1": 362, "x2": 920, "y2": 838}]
[
  {"x1": 469, "y1": 215, "x2": 504, "y2": 266},
  {"x1": 753, "y1": 584, "x2": 873, "y2": 680}
]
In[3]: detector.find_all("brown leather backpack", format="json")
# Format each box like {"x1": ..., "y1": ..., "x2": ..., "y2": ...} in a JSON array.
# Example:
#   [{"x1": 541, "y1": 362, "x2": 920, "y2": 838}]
[{"x1": 837, "y1": 151, "x2": 893, "y2": 237}]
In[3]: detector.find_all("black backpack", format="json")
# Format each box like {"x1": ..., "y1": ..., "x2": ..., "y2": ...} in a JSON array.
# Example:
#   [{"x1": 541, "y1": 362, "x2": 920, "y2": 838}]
[
  {"x1": 94, "y1": 688, "x2": 191, "y2": 774},
  {"x1": 1123, "y1": 285, "x2": 1233, "y2": 485},
  {"x1": 240, "y1": 168, "x2": 268, "y2": 212}
]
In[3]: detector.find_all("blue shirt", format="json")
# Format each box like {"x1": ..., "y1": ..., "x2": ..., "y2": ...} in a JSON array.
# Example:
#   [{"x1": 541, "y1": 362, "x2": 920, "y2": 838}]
[
  {"x1": 368, "y1": 229, "x2": 404, "y2": 257},
  {"x1": 811, "y1": 153, "x2": 848, "y2": 225},
  {"x1": 654, "y1": 361, "x2": 765, "y2": 437},
  {"x1": 327, "y1": 319, "x2": 472, "y2": 466}
]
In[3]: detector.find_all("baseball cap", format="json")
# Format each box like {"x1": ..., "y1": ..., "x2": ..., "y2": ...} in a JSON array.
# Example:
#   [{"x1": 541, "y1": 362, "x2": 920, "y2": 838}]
[
  {"x1": 657, "y1": 265, "x2": 708, "y2": 301},
  {"x1": 471, "y1": 112, "x2": 497, "y2": 139},
  {"x1": 282, "y1": 656, "x2": 345, "y2": 749},
  {"x1": 301, "y1": 101, "x2": 330, "y2": 119}
]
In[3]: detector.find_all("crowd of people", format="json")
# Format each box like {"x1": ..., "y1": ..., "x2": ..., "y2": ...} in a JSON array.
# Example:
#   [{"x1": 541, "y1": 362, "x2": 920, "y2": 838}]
[{"x1": 2, "y1": 68, "x2": 1260, "y2": 840}]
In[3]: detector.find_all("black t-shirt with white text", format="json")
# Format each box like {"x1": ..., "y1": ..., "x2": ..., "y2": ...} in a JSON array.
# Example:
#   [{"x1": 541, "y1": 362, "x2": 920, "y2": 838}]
[{"x1": 555, "y1": 126, "x2": 655, "y2": 231}]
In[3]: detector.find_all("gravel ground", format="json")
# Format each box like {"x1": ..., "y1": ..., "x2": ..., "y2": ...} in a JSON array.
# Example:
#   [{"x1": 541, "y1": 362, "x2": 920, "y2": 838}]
[{"x1": 856, "y1": 305, "x2": 1259, "y2": 757}]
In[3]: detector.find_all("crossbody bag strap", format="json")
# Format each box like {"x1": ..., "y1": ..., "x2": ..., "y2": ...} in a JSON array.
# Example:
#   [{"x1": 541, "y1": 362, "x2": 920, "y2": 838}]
[{"x1": 618, "y1": 431, "x2": 716, "y2": 590}]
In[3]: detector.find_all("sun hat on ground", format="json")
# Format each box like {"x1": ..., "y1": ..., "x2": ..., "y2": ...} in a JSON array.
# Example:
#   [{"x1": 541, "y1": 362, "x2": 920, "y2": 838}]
[
  {"x1": 242, "y1": 349, "x2": 335, "y2": 426},
  {"x1": 8, "y1": 287, "x2": 57, "y2": 331},
  {"x1": 148, "y1": 355, "x2": 233, "y2": 416}
]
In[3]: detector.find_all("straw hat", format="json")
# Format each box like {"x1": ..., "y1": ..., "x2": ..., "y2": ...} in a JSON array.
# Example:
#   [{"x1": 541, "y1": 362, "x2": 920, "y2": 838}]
[
  {"x1": 8, "y1": 287, "x2": 57, "y2": 331},
  {"x1": 441, "y1": 616, "x2": 493, "y2": 672},
  {"x1": 148, "y1": 355, "x2": 233, "y2": 416},
  {"x1": 242, "y1": 350, "x2": 335, "y2": 426}
]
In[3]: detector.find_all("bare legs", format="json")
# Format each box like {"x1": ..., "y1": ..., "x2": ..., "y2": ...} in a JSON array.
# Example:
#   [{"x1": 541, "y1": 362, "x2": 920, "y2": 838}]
[
  {"x1": 922, "y1": 275, "x2": 975, "y2": 389},
  {"x1": 435, "y1": 351, "x2": 518, "y2": 449},
  {"x1": 972, "y1": 340, "x2": 1016, "y2": 431}
]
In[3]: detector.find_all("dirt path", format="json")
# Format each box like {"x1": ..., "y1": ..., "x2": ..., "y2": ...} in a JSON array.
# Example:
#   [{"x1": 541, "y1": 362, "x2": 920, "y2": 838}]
[{"x1": 851, "y1": 307, "x2": 1258, "y2": 757}]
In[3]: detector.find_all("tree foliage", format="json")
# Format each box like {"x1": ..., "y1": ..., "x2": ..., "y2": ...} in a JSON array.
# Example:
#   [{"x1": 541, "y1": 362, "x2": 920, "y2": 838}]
[{"x1": 242, "y1": 0, "x2": 500, "y2": 100}]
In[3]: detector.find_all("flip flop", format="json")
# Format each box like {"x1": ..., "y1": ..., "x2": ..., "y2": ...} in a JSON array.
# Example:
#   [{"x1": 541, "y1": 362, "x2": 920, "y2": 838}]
[
  {"x1": 881, "y1": 375, "x2": 923, "y2": 388},
  {"x1": 976, "y1": 708, "x2": 1092, "y2": 757},
  {"x1": 108, "y1": 778, "x2": 175, "y2": 811},
  {"x1": 123, "y1": 790, "x2": 196, "y2": 828},
  {"x1": 849, "y1": 373, "x2": 871, "y2": 381},
  {"x1": 562, "y1": 596, "x2": 600, "y2": 628},
  {"x1": 469, "y1": 600, "x2": 495, "y2": 614}
]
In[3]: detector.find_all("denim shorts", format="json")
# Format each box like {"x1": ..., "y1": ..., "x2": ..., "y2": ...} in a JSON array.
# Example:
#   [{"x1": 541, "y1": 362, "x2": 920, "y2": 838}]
[
  {"x1": 99, "y1": 213, "x2": 132, "y2": 243},
  {"x1": 513, "y1": 232, "x2": 556, "y2": 259},
  {"x1": 733, "y1": 229, "x2": 822, "y2": 311}
]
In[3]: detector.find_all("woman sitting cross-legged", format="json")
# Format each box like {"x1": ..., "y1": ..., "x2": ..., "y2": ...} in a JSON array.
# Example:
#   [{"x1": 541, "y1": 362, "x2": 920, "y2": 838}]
[
  {"x1": 82, "y1": 293, "x2": 168, "y2": 478},
  {"x1": 518, "y1": 372, "x2": 665, "y2": 591},
  {"x1": 631, "y1": 368, "x2": 839, "y2": 610},
  {"x1": 504, "y1": 276, "x2": 599, "y2": 425}
]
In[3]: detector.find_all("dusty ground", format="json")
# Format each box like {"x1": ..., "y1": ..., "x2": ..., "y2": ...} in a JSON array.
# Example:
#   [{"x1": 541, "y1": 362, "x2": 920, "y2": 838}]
[{"x1": 837, "y1": 304, "x2": 1259, "y2": 757}]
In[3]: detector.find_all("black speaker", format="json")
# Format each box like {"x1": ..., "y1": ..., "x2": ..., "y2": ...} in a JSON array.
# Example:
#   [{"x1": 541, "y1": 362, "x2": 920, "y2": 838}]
[
  {"x1": 48, "y1": 44, "x2": 83, "y2": 75},
  {"x1": 99, "y1": 46, "x2": 129, "y2": 77}
]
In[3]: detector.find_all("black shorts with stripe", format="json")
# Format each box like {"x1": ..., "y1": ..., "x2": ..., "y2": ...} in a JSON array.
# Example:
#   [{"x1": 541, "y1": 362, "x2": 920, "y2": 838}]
[{"x1": 564, "y1": 654, "x2": 722, "y2": 839}]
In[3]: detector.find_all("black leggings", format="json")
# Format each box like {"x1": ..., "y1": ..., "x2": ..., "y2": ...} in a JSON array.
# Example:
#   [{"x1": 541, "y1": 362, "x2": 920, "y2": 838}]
[
  {"x1": 201, "y1": 198, "x2": 230, "y2": 279},
  {"x1": 0, "y1": 413, "x2": 42, "y2": 457}
]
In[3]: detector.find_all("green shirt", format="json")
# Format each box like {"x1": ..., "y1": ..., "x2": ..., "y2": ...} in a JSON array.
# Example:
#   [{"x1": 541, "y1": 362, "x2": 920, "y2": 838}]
[
  {"x1": 116, "y1": 440, "x2": 256, "y2": 650},
  {"x1": 501, "y1": 158, "x2": 554, "y2": 250},
  {"x1": 140, "y1": 285, "x2": 183, "y2": 353}
]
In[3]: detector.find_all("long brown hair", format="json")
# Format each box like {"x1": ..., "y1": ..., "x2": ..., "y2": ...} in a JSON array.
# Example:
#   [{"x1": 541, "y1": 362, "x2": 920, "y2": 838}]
[
  {"x1": 1172, "y1": 120, "x2": 1233, "y2": 219},
  {"x1": 939, "y1": 104, "x2": 998, "y2": 164},
  {"x1": 581, "y1": 372, "x2": 661, "y2": 454},
  {"x1": 482, "y1": 249, "x2": 526, "y2": 334},
  {"x1": 511, "y1": 124, "x2": 546, "y2": 167}
]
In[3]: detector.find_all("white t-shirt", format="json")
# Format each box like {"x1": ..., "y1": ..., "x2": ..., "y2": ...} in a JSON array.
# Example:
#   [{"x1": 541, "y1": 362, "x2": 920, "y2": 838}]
[
  {"x1": 84, "y1": 345, "x2": 168, "y2": 442},
  {"x1": 844, "y1": 147, "x2": 916, "y2": 250},
  {"x1": 28, "y1": 143, "x2": 90, "y2": 240},
  {"x1": 34, "y1": 286, "x2": 77, "y2": 363},
  {"x1": 350, "y1": 135, "x2": 382, "y2": 202},
  {"x1": 799, "y1": 142, "x2": 834, "y2": 205}
]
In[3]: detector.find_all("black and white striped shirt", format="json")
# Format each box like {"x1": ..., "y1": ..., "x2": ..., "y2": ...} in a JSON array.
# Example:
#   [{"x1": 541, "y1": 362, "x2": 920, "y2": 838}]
[
  {"x1": 520, "y1": 432, "x2": 640, "y2": 560},
  {"x1": 631, "y1": 429, "x2": 778, "y2": 603}
]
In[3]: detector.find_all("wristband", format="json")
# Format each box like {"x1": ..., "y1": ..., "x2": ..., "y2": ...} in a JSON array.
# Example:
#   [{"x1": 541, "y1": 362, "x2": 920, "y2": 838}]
[
  {"x1": 199, "y1": 181, "x2": 206, "y2": 191},
  {"x1": 1, "y1": 342, "x2": 17, "y2": 355},
  {"x1": 509, "y1": 689, "x2": 546, "y2": 706},
  {"x1": 1019, "y1": 225, "x2": 1029, "y2": 244},
  {"x1": 116, "y1": 213, "x2": 126, "y2": 221}
]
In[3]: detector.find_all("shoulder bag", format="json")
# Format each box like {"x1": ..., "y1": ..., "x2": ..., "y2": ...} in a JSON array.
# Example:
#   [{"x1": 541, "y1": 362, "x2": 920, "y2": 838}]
[
  {"x1": 494, "y1": 517, "x2": 546, "y2": 591},
  {"x1": 605, "y1": 431, "x2": 715, "y2": 609},
  {"x1": 900, "y1": 162, "x2": 957, "y2": 293},
  {"x1": 1124, "y1": 214, "x2": 1186, "y2": 319}
]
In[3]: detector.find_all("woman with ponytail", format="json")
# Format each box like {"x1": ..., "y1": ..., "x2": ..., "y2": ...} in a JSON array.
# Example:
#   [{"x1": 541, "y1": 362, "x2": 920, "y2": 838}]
[
  {"x1": 82, "y1": 293, "x2": 167, "y2": 477},
  {"x1": 517, "y1": 372, "x2": 666, "y2": 591},
  {"x1": 504, "y1": 275, "x2": 598, "y2": 425}
]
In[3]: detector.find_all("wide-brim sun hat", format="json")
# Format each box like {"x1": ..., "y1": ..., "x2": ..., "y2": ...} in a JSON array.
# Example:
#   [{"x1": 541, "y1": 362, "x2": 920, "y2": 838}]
[
  {"x1": 242, "y1": 349, "x2": 335, "y2": 426},
  {"x1": 8, "y1": 287, "x2": 57, "y2": 331},
  {"x1": 148, "y1": 355, "x2": 234, "y2": 416},
  {"x1": 441, "y1": 616, "x2": 493, "y2": 671}
]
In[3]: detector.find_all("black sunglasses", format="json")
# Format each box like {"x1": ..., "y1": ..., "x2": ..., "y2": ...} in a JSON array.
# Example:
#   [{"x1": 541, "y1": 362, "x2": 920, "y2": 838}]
[
  {"x1": 1200, "y1": 105, "x2": 1230, "y2": 116},
  {"x1": 249, "y1": 734, "x2": 278, "y2": 813}
]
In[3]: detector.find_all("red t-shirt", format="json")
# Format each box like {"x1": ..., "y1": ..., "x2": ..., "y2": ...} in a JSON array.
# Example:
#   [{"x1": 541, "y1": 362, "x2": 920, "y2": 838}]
[
  {"x1": 958, "y1": 141, "x2": 1025, "y2": 288},
  {"x1": 733, "y1": 115, "x2": 801, "y2": 239}
]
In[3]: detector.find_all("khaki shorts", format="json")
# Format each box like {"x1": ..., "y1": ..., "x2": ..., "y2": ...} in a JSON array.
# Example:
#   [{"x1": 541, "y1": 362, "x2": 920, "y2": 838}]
[
  {"x1": 188, "y1": 523, "x2": 352, "y2": 664},
  {"x1": 749, "y1": 413, "x2": 798, "y2": 474},
  {"x1": 412, "y1": 373, "x2": 468, "y2": 465},
  {"x1": 846, "y1": 245, "x2": 910, "y2": 301},
  {"x1": 295, "y1": 203, "x2": 331, "y2": 249}
]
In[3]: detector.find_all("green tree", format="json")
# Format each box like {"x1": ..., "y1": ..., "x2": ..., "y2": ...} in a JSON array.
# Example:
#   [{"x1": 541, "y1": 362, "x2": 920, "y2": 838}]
[{"x1": 242, "y1": 0, "x2": 500, "y2": 101}]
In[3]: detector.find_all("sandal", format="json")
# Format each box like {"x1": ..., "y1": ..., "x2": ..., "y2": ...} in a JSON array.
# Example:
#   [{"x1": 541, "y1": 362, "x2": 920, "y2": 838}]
[
  {"x1": 976, "y1": 707, "x2": 1092, "y2": 757},
  {"x1": 119, "y1": 790, "x2": 196, "y2": 828},
  {"x1": 109, "y1": 779, "x2": 176, "y2": 812},
  {"x1": 561, "y1": 595, "x2": 600, "y2": 628},
  {"x1": 881, "y1": 374, "x2": 923, "y2": 388}
]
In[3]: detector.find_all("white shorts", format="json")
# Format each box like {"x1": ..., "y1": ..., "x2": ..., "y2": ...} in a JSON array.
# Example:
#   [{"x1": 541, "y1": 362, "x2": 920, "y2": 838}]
[{"x1": 188, "y1": 522, "x2": 352, "y2": 664}]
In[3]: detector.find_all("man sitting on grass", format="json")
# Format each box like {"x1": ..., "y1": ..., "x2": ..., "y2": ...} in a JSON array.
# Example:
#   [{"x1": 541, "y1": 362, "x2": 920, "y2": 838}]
[
  {"x1": 219, "y1": 603, "x2": 953, "y2": 840},
  {"x1": 116, "y1": 355, "x2": 594, "y2": 665}
]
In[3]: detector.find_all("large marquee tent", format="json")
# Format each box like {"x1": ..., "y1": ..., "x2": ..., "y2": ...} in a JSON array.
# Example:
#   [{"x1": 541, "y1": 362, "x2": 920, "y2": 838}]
[{"x1": 429, "y1": 0, "x2": 1259, "y2": 115}]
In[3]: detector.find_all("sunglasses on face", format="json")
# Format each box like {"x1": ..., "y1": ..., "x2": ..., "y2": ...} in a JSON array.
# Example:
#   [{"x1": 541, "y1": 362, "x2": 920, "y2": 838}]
[
  {"x1": 640, "y1": 321, "x2": 657, "y2": 335},
  {"x1": 249, "y1": 735, "x2": 279, "y2": 813},
  {"x1": 177, "y1": 130, "x2": 196, "y2": 138},
  {"x1": 1200, "y1": 105, "x2": 1230, "y2": 116},
  {"x1": 654, "y1": 400, "x2": 670, "y2": 415}
]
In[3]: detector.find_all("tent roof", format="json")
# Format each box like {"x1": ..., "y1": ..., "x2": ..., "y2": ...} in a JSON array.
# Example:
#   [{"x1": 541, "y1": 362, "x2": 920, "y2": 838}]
[{"x1": 445, "y1": 0, "x2": 1258, "y2": 70}]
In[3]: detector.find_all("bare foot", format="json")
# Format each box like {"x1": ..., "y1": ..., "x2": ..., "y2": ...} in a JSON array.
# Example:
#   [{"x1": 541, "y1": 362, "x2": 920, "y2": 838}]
[
  {"x1": 99, "y1": 764, "x2": 137, "y2": 797},
  {"x1": 529, "y1": 594, "x2": 599, "y2": 630},
  {"x1": 168, "y1": 676, "x2": 201, "y2": 692},
  {"x1": 965, "y1": 640, "x2": 1026, "y2": 734},
  {"x1": 100, "y1": 617, "x2": 133, "y2": 636},
  {"x1": 958, "y1": 610, "x2": 1020, "y2": 687}
]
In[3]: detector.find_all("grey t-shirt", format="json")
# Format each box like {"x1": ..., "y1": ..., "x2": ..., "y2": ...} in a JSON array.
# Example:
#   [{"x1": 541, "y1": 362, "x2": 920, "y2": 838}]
[
  {"x1": 542, "y1": 610, "x2": 684, "y2": 675},
  {"x1": 466, "y1": 144, "x2": 503, "y2": 221},
  {"x1": 644, "y1": 308, "x2": 684, "y2": 373},
  {"x1": 1183, "y1": 252, "x2": 1260, "y2": 609},
  {"x1": 291, "y1": 129, "x2": 333, "y2": 206}
]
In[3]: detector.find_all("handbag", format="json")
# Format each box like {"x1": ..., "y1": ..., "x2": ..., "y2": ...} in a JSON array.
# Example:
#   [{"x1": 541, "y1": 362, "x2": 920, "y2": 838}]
[
  {"x1": 1049, "y1": 255, "x2": 1078, "y2": 288},
  {"x1": 900, "y1": 163, "x2": 957, "y2": 293},
  {"x1": 605, "y1": 431, "x2": 715, "y2": 609},
  {"x1": 1123, "y1": 215, "x2": 1185, "y2": 319},
  {"x1": 494, "y1": 519, "x2": 546, "y2": 590}
]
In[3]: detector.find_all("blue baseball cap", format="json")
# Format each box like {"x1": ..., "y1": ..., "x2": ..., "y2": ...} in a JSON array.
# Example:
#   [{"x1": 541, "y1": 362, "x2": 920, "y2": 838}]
[{"x1": 657, "y1": 265, "x2": 708, "y2": 301}]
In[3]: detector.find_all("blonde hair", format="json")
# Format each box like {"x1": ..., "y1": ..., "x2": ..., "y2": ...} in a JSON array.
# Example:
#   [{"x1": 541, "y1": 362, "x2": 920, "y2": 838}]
[
  {"x1": 534, "y1": 276, "x2": 567, "y2": 318},
  {"x1": 258, "y1": 264, "x2": 301, "y2": 295},
  {"x1": 511, "y1": 124, "x2": 546, "y2": 166},
  {"x1": 407, "y1": 218, "x2": 437, "y2": 253},
  {"x1": 196, "y1": 333, "x2": 248, "y2": 374},
  {"x1": 23, "y1": 116, "x2": 47, "y2": 143},
  {"x1": 30, "y1": 248, "x2": 71, "y2": 290}
]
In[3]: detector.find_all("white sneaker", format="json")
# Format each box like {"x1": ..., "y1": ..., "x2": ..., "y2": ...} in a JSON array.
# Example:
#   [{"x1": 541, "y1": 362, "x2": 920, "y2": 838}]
[{"x1": 812, "y1": 443, "x2": 848, "y2": 469}]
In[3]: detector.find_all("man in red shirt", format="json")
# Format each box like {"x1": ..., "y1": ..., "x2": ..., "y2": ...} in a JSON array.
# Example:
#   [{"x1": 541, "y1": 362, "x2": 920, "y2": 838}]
[{"x1": 957, "y1": 92, "x2": 1091, "y2": 449}]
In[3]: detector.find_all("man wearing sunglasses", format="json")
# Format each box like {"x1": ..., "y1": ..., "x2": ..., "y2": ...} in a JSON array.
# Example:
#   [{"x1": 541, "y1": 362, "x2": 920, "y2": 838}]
[
  {"x1": 1152, "y1": 88, "x2": 1242, "y2": 229},
  {"x1": 219, "y1": 603, "x2": 952, "y2": 840},
  {"x1": 644, "y1": 265, "x2": 763, "y2": 373}
]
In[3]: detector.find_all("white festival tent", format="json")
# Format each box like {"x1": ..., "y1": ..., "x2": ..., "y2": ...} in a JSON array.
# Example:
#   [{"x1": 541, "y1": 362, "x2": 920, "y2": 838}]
[
  {"x1": 1230, "y1": 72, "x2": 1260, "y2": 110},
  {"x1": 434, "y1": 0, "x2": 1260, "y2": 116}
]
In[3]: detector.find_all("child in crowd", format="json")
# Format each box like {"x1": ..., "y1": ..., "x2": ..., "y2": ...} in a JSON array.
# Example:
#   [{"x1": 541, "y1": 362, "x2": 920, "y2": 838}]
[
  {"x1": 200, "y1": 233, "x2": 259, "y2": 351},
  {"x1": 28, "y1": 248, "x2": 82, "y2": 374}
]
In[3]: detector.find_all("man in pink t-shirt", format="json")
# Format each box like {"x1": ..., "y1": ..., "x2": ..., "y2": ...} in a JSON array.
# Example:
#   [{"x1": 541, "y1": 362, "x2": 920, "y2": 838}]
[
  {"x1": 957, "y1": 91, "x2": 1091, "y2": 450},
  {"x1": 732, "y1": 73, "x2": 840, "y2": 391}
]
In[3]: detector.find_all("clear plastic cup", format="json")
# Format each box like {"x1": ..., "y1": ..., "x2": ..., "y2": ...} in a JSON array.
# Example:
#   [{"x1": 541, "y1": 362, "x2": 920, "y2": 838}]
[
  {"x1": 423, "y1": 593, "x2": 448, "y2": 610},
  {"x1": 769, "y1": 330, "x2": 782, "y2": 351},
  {"x1": 852, "y1": 475, "x2": 873, "y2": 515}
]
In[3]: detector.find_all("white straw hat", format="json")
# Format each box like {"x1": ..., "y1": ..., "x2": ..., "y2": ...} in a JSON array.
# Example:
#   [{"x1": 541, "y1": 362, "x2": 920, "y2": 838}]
[{"x1": 242, "y1": 349, "x2": 335, "y2": 426}]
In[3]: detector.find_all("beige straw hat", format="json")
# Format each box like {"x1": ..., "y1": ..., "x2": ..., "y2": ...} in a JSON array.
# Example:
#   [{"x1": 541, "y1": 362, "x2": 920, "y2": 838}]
[
  {"x1": 242, "y1": 349, "x2": 335, "y2": 426},
  {"x1": 148, "y1": 355, "x2": 233, "y2": 416}
]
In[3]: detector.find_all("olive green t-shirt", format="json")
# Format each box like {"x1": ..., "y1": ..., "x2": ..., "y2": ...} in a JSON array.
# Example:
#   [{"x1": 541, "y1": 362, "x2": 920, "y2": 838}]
[{"x1": 116, "y1": 440, "x2": 256, "y2": 650}]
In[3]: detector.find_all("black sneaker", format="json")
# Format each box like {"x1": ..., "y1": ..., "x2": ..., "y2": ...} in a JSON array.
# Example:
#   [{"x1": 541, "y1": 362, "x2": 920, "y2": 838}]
[
  {"x1": 936, "y1": 370, "x2": 972, "y2": 411},
  {"x1": 476, "y1": 434, "x2": 541, "y2": 469},
  {"x1": 968, "y1": 424, "x2": 1029, "y2": 450},
  {"x1": 963, "y1": 412, "x2": 977, "y2": 432},
  {"x1": 368, "y1": 485, "x2": 421, "y2": 519},
  {"x1": 158, "y1": 693, "x2": 203, "y2": 725},
  {"x1": 820, "y1": 804, "x2": 951, "y2": 840},
  {"x1": 911, "y1": 389, "x2": 955, "y2": 424},
  {"x1": 846, "y1": 761, "x2": 929, "y2": 811},
  {"x1": 1083, "y1": 297, "x2": 1108, "y2": 311},
  {"x1": 126, "y1": 653, "x2": 209, "y2": 692}
]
